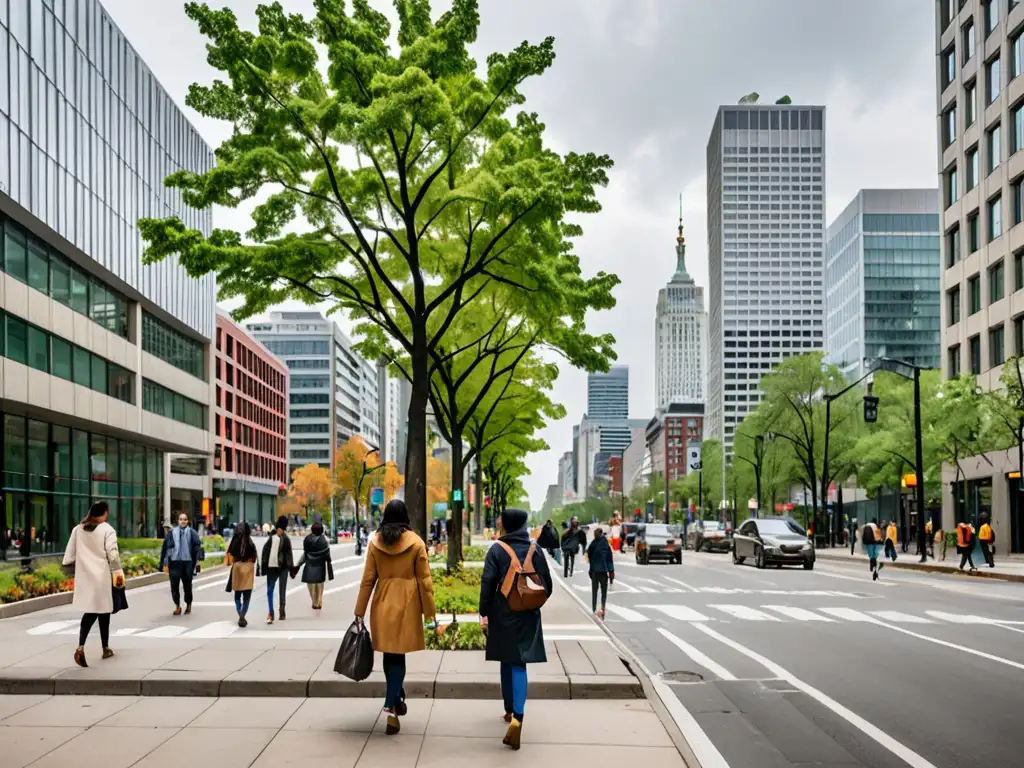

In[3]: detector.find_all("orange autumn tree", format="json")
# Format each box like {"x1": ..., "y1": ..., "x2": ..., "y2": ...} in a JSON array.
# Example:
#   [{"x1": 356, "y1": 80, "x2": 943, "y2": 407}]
[
  {"x1": 335, "y1": 436, "x2": 386, "y2": 526},
  {"x1": 426, "y1": 455, "x2": 451, "y2": 509},
  {"x1": 290, "y1": 464, "x2": 334, "y2": 521},
  {"x1": 381, "y1": 462, "x2": 404, "y2": 503}
]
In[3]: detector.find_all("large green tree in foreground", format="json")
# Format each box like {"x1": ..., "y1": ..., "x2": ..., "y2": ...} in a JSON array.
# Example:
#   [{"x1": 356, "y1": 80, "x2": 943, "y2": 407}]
[{"x1": 137, "y1": 0, "x2": 616, "y2": 537}]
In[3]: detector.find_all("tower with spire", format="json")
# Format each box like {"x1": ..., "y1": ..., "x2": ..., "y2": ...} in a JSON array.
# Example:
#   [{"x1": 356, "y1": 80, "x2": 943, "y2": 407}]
[{"x1": 655, "y1": 196, "x2": 706, "y2": 410}]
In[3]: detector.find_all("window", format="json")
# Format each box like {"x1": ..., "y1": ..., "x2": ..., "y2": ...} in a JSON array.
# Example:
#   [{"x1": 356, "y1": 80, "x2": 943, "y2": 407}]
[
  {"x1": 51, "y1": 337, "x2": 72, "y2": 380},
  {"x1": 967, "y1": 147, "x2": 979, "y2": 189},
  {"x1": 4, "y1": 229, "x2": 26, "y2": 281},
  {"x1": 990, "y1": 324, "x2": 1006, "y2": 367},
  {"x1": 990, "y1": 195, "x2": 1003, "y2": 240},
  {"x1": 970, "y1": 335, "x2": 982, "y2": 374},
  {"x1": 142, "y1": 379, "x2": 208, "y2": 429},
  {"x1": 988, "y1": 124, "x2": 1002, "y2": 172},
  {"x1": 966, "y1": 80, "x2": 978, "y2": 126},
  {"x1": 1014, "y1": 30, "x2": 1024, "y2": 78},
  {"x1": 1015, "y1": 177, "x2": 1024, "y2": 224},
  {"x1": 945, "y1": 46, "x2": 957, "y2": 89},
  {"x1": 949, "y1": 345, "x2": 962, "y2": 377},
  {"x1": 73, "y1": 345, "x2": 90, "y2": 388},
  {"x1": 965, "y1": 18, "x2": 977, "y2": 63},
  {"x1": 1016, "y1": 315, "x2": 1024, "y2": 356},
  {"x1": 948, "y1": 164, "x2": 960, "y2": 206},
  {"x1": 948, "y1": 225, "x2": 962, "y2": 267},
  {"x1": 5, "y1": 315, "x2": 27, "y2": 364},
  {"x1": 1017, "y1": 249, "x2": 1024, "y2": 291},
  {"x1": 949, "y1": 286, "x2": 962, "y2": 325},
  {"x1": 944, "y1": 104, "x2": 958, "y2": 148},
  {"x1": 141, "y1": 313, "x2": 206, "y2": 380},
  {"x1": 969, "y1": 211, "x2": 981, "y2": 251},
  {"x1": 50, "y1": 257, "x2": 70, "y2": 306},
  {"x1": 27, "y1": 242, "x2": 47, "y2": 294},
  {"x1": 969, "y1": 274, "x2": 982, "y2": 313},
  {"x1": 1015, "y1": 104, "x2": 1024, "y2": 154},
  {"x1": 91, "y1": 356, "x2": 107, "y2": 394},
  {"x1": 990, "y1": 259, "x2": 1005, "y2": 301},
  {"x1": 69, "y1": 266, "x2": 89, "y2": 316},
  {"x1": 985, "y1": 0, "x2": 1000, "y2": 35},
  {"x1": 27, "y1": 326, "x2": 48, "y2": 372},
  {"x1": 988, "y1": 56, "x2": 1002, "y2": 104}
]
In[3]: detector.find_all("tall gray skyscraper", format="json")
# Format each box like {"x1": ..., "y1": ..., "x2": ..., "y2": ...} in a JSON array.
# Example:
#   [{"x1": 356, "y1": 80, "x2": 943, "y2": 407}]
[
  {"x1": 706, "y1": 104, "x2": 826, "y2": 453},
  {"x1": 587, "y1": 366, "x2": 628, "y2": 419},
  {"x1": 825, "y1": 189, "x2": 941, "y2": 380}
]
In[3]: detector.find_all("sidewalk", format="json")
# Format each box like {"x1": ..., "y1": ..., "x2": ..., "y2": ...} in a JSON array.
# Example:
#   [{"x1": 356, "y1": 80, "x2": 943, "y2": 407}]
[
  {"x1": 814, "y1": 546, "x2": 1024, "y2": 582},
  {"x1": 0, "y1": 695, "x2": 684, "y2": 768},
  {"x1": 0, "y1": 579, "x2": 642, "y2": 700}
]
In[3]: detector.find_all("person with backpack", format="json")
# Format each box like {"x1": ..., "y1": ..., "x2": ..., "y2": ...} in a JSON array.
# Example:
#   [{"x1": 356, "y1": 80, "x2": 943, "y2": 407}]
[
  {"x1": 479, "y1": 507, "x2": 554, "y2": 751},
  {"x1": 862, "y1": 518, "x2": 883, "y2": 581}
]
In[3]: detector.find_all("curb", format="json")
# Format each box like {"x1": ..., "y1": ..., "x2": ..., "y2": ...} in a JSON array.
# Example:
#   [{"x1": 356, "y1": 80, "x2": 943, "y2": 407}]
[
  {"x1": 0, "y1": 561, "x2": 227, "y2": 620},
  {"x1": 814, "y1": 552, "x2": 1024, "y2": 583}
]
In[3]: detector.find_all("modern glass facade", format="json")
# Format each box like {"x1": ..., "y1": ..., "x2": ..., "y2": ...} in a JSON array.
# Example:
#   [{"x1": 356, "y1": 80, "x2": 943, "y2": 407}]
[
  {"x1": 587, "y1": 366, "x2": 629, "y2": 420},
  {"x1": 825, "y1": 190, "x2": 941, "y2": 380},
  {"x1": 142, "y1": 311, "x2": 206, "y2": 380},
  {"x1": 2, "y1": 412, "x2": 164, "y2": 559}
]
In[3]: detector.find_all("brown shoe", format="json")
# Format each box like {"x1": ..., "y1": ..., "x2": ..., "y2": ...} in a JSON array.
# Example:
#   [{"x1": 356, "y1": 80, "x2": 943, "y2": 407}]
[
  {"x1": 503, "y1": 713, "x2": 512, "y2": 723},
  {"x1": 73, "y1": 648, "x2": 88, "y2": 668},
  {"x1": 102, "y1": 648, "x2": 115, "y2": 660},
  {"x1": 173, "y1": 606, "x2": 182, "y2": 616},
  {"x1": 503, "y1": 718, "x2": 522, "y2": 750}
]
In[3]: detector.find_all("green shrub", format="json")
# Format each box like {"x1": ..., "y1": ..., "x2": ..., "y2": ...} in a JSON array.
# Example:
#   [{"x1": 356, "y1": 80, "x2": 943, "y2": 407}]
[
  {"x1": 118, "y1": 537, "x2": 164, "y2": 552},
  {"x1": 427, "y1": 544, "x2": 490, "y2": 564},
  {"x1": 433, "y1": 569, "x2": 481, "y2": 615},
  {"x1": 424, "y1": 620, "x2": 486, "y2": 650},
  {"x1": 204, "y1": 534, "x2": 226, "y2": 552}
]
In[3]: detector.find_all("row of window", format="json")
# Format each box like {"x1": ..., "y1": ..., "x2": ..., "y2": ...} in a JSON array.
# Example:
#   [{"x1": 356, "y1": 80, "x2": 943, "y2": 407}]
[
  {"x1": 215, "y1": 413, "x2": 285, "y2": 462},
  {"x1": 948, "y1": 318, "x2": 1016, "y2": 376},
  {"x1": 141, "y1": 378, "x2": 207, "y2": 430},
  {"x1": 215, "y1": 327, "x2": 287, "y2": 393},
  {"x1": 142, "y1": 312, "x2": 205, "y2": 380},
  {"x1": 0, "y1": 309, "x2": 134, "y2": 402},
  {"x1": 945, "y1": 180, "x2": 1024, "y2": 267},
  {"x1": 721, "y1": 110, "x2": 823, "y2": 131},
  {"x1": 949, "y1": 250, "x2": 1024, "y2": 326},
  {"x1": 0, "y1": 217, "x2": 129, "y2": 338}
]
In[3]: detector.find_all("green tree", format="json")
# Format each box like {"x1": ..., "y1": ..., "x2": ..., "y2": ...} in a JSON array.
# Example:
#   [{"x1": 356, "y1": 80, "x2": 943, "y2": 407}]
[{"x1": 138, "y1": 1, "x2": 615, "y2": 539}]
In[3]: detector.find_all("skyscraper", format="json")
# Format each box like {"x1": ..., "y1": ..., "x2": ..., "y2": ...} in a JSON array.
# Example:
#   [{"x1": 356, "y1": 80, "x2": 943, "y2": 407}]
[
  {"x1": 706, "y1": 104, "x2": 826, "y2": 453},
  {"x1": 587, "y1": 366, "x2": 628, "y2": 420},
  {"x1": 655, "y1": 204, "x2": 706, "y2": 409},
  {"x1": 825, "y1": 189, "x2": 941, "y2": 380}
]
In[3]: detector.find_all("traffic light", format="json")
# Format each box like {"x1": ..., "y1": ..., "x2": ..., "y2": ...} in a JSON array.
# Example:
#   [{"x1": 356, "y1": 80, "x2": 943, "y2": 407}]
[{"x1": 863, "y1": 395, "x2": 879, "y2": 423}]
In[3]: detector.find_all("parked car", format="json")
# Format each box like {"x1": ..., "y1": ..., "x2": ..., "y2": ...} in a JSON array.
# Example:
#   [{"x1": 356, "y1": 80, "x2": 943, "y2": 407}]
[
  {"x1": 732, "y1": 517, "x2": 814, "y2": 570},
  {"x1": 690, "y1": 520, "x2": 732, "y2": 552},
  {"x1": 622, "y1": 522, "x2": 641, "y2": 551},
  {"x1": 635, "y1": 523, "x2": 682, "y2": 564}
]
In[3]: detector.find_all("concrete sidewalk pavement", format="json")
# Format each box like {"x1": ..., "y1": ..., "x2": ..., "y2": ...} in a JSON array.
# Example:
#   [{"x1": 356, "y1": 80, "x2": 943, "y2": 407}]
[
  {"x1": 813, "y1": 545, "x2": 1024, "y2": 581},
  {"x1": 0, "y1": 695, "x2": 683, "y2": 768}
]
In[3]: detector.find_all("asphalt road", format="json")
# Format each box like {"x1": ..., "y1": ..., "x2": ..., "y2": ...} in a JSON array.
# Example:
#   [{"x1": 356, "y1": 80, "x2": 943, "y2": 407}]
[{"x1": 556, "y1": 546, "x2": 1024, "y2": 768}]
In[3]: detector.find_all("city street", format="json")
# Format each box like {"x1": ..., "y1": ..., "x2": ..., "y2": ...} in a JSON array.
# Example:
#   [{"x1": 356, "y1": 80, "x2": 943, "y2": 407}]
[{"x1": 558, "y1": 547, "x2": 1024, "y2": 768}]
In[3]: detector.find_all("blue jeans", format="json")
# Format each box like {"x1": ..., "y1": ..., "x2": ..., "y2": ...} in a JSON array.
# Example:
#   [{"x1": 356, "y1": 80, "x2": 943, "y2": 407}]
[
  {"x1": 500, "y1": 663, "x2": 528, "y2": 718},
  {"x1": 383, "y1": 653, "x2": 406, "y2": 709},
  {"x1": 234, "y1": 590, "x2": 251, "y2": 616},
  {"x1": 266, "y1": 569, "x2": 288, "y2": 617}
]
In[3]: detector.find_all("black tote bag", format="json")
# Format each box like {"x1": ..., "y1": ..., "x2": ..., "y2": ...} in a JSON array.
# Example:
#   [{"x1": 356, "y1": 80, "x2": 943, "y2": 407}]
[
  {"x1": 111, "y1": 585, "x2": 129, "y2": 614},
  {"x1": 334, "y1": 619, "x2": 373, "y2": 681}
]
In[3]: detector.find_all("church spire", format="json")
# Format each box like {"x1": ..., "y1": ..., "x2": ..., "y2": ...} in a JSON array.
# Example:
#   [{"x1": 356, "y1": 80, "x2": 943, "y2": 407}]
[{"x1": 672, "y1": 194, "x2": 693, "y2": 283}]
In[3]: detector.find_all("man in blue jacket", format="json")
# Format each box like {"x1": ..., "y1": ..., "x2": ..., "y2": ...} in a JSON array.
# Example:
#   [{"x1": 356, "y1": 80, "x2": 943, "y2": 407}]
[
  {"x1": 160, "y1": 512, "x2": 203, "y2": 615},
  {"x1": 585, "y1": 527, "x2": 615, "y2": 619}
]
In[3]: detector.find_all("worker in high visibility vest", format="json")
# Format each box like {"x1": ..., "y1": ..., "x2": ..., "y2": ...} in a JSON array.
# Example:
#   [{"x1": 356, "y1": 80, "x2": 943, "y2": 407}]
[
  {"x1": 956, "y1": 519, "x2": 978, "y2": 572},
  {"x1": 978, "y1": 513, "x2": 995, "y2": 568}
]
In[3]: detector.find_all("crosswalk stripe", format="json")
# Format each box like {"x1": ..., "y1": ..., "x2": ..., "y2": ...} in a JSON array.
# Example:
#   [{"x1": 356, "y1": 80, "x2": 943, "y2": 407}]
[
  {"x1": 819, "y1": 607, "x2": 873, "y2": 622},
  {"x1": 642, "y1": 604, "x2": 713, "y2": 622},
  {"x1": 869, "y1": 610, "x2": 933, "y2": 624},
  {"x1": 662, "y1": 577, "x2": 698, "y2": 593},
  {"x1": 712, "y1": 605, "x2": 781, "y2": 621},
  {"x1": 925, "y1": 611, "x2": 990, "y2": 624},
  {"x1": 762, "y1": 605, "x2": 834, "y2": 622},
  {"x1": 603, "y1": 604, "x2": 649, "y2": 622},
  {"x1": 27, "y1": 621, "x2": 77, "y2": 635},
  {"x1": 657, "y1": 627, "x2": 737, "y2": 681},
  {"x1": 136, "y1": 626, "x2": 190, "y2": 638},
  {"x1": 607, "y1": 578, "x2": 641, "y2": 594},
  {"x1": 180, "y1": 621, "x2": 239, "y2": 639},
  {"x1": 637, "y1": 586, "x2": 659, "y2": 593}
]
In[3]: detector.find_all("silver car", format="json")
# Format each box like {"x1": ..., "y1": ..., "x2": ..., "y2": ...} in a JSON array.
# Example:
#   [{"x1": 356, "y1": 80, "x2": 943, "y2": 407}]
[{"x1": 732, "y1": 517, "x2": 814, "y2": 570}]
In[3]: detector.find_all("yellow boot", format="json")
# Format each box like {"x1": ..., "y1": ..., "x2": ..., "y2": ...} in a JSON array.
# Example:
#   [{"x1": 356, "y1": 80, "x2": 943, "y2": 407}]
[{"x1": 502, "y1": 717, "x2": 522, "y2": 750}]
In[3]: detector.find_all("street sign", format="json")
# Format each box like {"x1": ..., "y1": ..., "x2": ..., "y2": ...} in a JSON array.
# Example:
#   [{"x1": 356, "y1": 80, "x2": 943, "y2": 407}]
[
  {"x1": 687, "y1": 443, "x2": 702, "y2": 470},
  {"x1": 452, "y1": 489, "x2": 463, "y2": 503},
  {"x1": 863, "y1": 395, "x2": 879, "y2": 423},
  {"x1": 370, "y1": 488, "x2": 384, "y2": 506}
]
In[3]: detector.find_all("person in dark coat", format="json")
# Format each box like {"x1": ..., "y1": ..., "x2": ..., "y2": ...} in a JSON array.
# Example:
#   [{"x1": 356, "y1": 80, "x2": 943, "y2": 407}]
[
  {"x1": 560, "y1": 517, "x2": 585, "y2": 577},
  {"x1": 538, "y1": 520, "x2": 559, "y2": 555},
  {"x1": 479, "y1": 508, "x2": 553, "y2": 751},
  {"x1": 297, "y1": 521, "x2": 334, "y2": 611},
  {"x1": 585, "y1": 527, "x2": 615, "y2": 619},
  {"x1": 260, "y1": 516, "x2": 295, "y2": 623}
]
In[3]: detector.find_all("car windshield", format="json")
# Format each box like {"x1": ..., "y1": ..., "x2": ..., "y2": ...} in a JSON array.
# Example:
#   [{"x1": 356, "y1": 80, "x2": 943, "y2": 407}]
[
  {"x1": 647, "y1": 524, "x2": 682, "y2": 536},
  {"x1": 703, "y1": 522, "x2": 722, "y2": 531},
  {"x1": 757, "y1": 518, "x2": 806, "y2": 536}
]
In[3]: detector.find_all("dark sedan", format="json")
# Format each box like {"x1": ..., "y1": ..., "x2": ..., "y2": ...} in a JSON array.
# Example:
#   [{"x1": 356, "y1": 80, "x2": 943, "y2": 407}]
[{"x1": 732, "y1": 517, "x2": 814, "y2": 570}]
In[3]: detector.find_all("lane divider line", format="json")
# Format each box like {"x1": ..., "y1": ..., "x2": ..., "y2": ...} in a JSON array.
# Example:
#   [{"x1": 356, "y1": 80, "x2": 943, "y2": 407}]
[
  {"x1": 692, "y1": 623, "x2": 939, "y2": 768},
  {"x1": 657, "y1": 627, "x2": 737, "y2": 681}
]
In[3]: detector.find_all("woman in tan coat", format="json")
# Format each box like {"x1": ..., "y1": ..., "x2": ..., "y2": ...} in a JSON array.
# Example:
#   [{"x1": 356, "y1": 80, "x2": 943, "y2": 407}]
[{"x1": 355, "y1": 499, "x2": 436, "y2": 736}]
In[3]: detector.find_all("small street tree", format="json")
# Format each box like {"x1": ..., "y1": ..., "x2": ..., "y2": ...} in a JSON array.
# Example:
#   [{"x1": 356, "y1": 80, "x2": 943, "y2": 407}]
[
  {"x1": 334, "y1": 436, "x2": 385, "y2": 530},
  {"x1": 290, "y1": 464, "x2": 334, "y2": 521}
]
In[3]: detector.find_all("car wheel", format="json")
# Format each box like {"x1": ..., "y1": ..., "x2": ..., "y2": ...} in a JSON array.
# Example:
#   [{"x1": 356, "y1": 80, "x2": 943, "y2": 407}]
[
  {"x1": 775, "y1": 564, "x2": 782, "y2": 569},
  {"x1": 803, "y1": 560, "x2": 814, "y2": 571},
  {"x1": 755, "y1": 547, "x2": 766, "y2": 569},
  {"x1": 732, "y1": 548, "x2": 745, "y2": 565}
]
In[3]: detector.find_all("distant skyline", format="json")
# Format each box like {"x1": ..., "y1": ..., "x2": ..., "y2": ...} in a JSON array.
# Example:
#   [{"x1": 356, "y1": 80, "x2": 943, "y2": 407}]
[{"x1": 101, "y1": 0, "x2": 937, "y2": 507}]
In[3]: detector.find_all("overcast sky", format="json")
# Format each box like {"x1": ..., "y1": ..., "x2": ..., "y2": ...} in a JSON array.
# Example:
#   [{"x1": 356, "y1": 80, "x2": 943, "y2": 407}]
[{"x1": 104, "y1": 0, "x2": 937, "y2": 509}]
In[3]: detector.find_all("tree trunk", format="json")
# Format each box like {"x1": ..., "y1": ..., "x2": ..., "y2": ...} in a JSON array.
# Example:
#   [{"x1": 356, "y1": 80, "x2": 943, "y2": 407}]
[
  {"x1": 447, "y1": 438, "x2": 464, "y2": 571},
  {"x1": 404, "y1": 343, "x2": 430, "y2": 540},
  {"x1": 475, "y1": 463, "x2": 484, "y2": 535}
]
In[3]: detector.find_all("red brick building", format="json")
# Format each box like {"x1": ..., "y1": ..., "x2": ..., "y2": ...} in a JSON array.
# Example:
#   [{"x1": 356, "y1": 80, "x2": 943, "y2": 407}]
[
  {"x1": 212, "y1": 310, "x2": 288, "y2": 528},
  {"x1": 645, "y1": 403, "x2": 704, "y2": 482}
]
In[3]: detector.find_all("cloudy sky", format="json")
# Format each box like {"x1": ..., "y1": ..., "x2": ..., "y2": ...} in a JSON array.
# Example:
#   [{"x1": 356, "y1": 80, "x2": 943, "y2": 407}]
[{"x1": 104, "y1": 0, "x2": 938, "y2": 508}]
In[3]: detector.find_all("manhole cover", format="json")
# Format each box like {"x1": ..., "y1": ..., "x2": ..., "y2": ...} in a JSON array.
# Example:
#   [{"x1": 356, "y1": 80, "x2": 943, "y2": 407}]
[{"x1": 660, "y1": 671, "x2": 704, "y2": 683}]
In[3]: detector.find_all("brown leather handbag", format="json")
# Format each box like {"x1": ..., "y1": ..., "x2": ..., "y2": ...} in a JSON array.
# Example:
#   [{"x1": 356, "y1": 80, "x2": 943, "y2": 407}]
[{"x1": 497, "y1": 541, "x2": 548, "y2": 612}]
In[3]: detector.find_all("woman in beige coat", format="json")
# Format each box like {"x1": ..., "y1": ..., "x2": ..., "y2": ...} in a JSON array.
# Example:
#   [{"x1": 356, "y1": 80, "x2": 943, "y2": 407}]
[
  {"x1": 62, "y1": 501, "x2": 124, "y2": 667},
  {"x1": 355, "y1": 500, "x2": 436, "y2": 736}
]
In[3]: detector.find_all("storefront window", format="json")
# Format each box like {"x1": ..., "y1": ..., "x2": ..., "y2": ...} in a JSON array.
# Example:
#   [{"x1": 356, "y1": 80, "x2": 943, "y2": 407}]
[
  {"x1": 27, "y1": 420, "x2": 49, "y2": 491},
  {"x1": 3, "y1": 414, "x2": 26, "y2": 489}
]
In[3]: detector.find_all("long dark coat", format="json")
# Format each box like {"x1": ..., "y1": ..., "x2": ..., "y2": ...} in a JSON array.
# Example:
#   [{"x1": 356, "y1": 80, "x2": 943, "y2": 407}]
[
  {"x1": 479, "y1": 528, "x2": 553, "y2": 664},
  {"x1": 298, "y1": 533, "x2": 334, "y2": 584}
]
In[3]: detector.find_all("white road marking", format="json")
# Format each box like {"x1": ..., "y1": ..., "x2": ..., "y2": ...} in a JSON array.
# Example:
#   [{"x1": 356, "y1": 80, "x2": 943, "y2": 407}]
[
  {"x1": 606, "y1": 577, "x2": 641, "y2": 594},
  {"x1": 27, "y1": 621, "x2": 77, "y2": 635},
  {"x1": 641, "y1": 604, "x2": 714, "y2": 622},
  {"x1": 637, "y1": 586, "x2": 659, "y2": 593},
  {"x1": 925, "y1": 611, "x2": 990, "y2": 624},
  {"x1": 819, "y1": 607, "x2": 874, "y2": 622},
  {"x1": 113, "y1": 628, "x2": 142, "y2": 637},
  {"x1": 762, "y1": 605, "x2": 834, "y2": 622},
  {"x1": 180, "y1": 621, "x2": 238, "y2": 639},
  {"x1": 136, "y1": 626, "x2": 189, "y2": 638},
  {"x1": 323, "y1": 581, "x2": 360, "y2": 596},
  {"x1": 813, "y1": 567, "x2": 894, "y2": 586},
  {"x1": 869, "y1": 610, "x2": 933, "y2": 624},
  {"x1": 692, "y1": 623, "x2": 939, "y2": 768},
  {"x1": 657, "y1": 627, "x2": 737, "y2": 681},
  {"x1": 630, "y1": 576, "x2": 666, "y2": 585},
  {"x1": 863, "y1": 615, "x2": 1024, "y2": 672},
  {"x1": 992, "y1": 623, "x2": 1024, "y2": 635},
  {"x1": 712, "y1": 604, "x2": 781, "y2": 621},
  {"x1": 603, "y1": 604, "x2": 650, "y2": 622}
]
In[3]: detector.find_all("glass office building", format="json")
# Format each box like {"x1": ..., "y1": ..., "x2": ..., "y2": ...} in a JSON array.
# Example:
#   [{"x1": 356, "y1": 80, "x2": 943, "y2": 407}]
[
  {"x1": 587, "y1": 366, "x2": 629, "y2": 420},
  {"x1": 825, "y1": 189, "x2": 941, "y2": 379},
  {"x1": 0, "y1": 0, "x2": 215, "y2": 557}
]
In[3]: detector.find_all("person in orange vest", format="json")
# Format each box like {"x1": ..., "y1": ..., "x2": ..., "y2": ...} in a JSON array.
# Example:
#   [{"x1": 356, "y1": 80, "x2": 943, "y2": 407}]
[
  {"x1": 978, "y1": 513, "x2": 995, "y2": 568},
  {"x1": 884, "y1": 520, "x2": 898, "y2": 562},
  {"x1": 956, "y1": 519, "x2": 978, "y2": 572}
]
